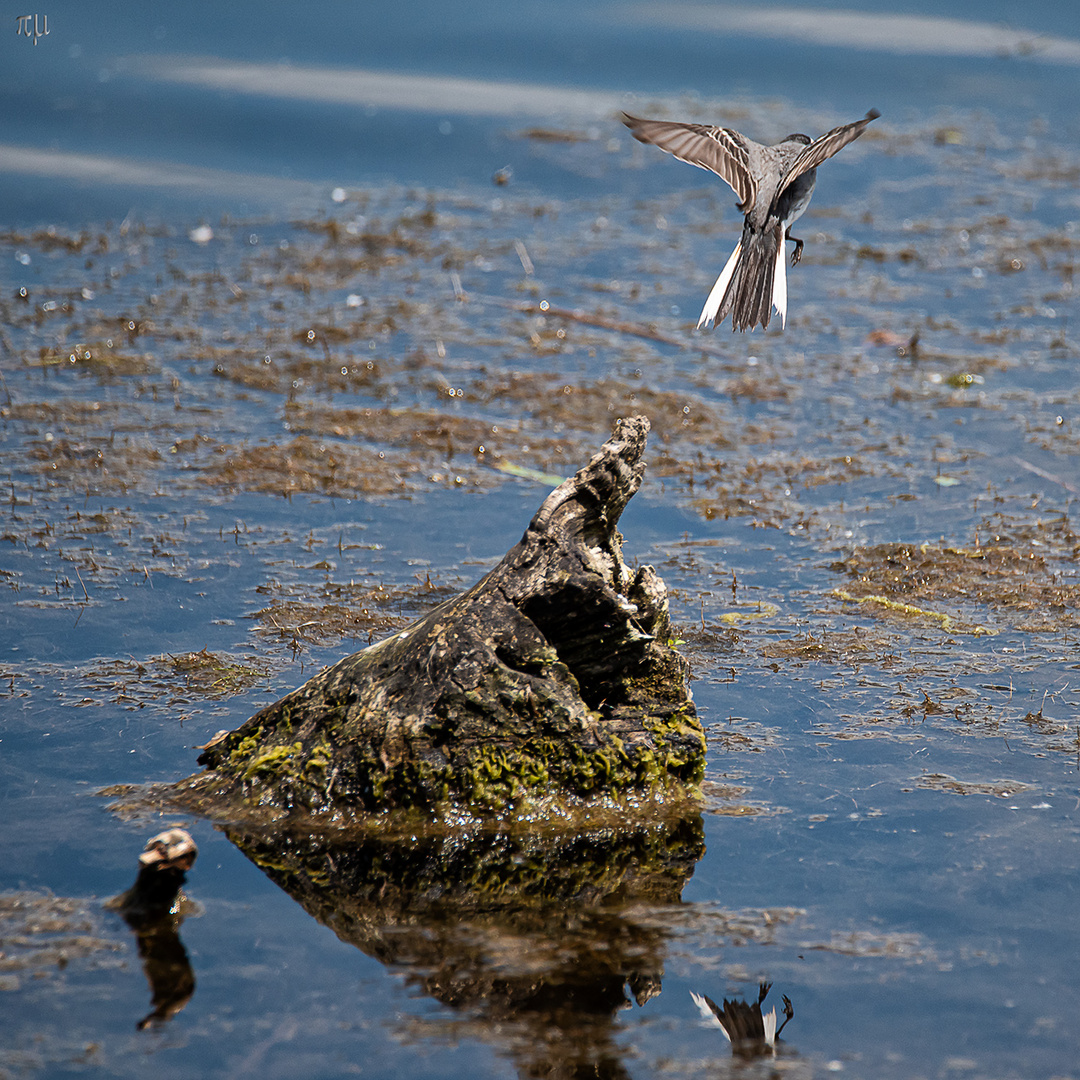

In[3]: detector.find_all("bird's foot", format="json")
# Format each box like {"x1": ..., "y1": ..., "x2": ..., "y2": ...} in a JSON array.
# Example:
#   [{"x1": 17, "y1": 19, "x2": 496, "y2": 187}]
[{"x1": 789, "y1": 237, "x2": 804, "y2": 266}]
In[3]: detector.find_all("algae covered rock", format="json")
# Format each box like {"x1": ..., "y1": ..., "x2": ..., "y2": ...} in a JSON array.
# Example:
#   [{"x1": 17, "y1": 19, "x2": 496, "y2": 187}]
[{"x1": 174, "y1": 415, "x2": 703, "y2": 823}]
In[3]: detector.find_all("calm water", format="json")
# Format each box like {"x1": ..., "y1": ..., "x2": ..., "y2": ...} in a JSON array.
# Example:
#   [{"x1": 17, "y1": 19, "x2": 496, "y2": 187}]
[{"x1": 2, "y1": 2, "x2": 1080, "y2": 1078}]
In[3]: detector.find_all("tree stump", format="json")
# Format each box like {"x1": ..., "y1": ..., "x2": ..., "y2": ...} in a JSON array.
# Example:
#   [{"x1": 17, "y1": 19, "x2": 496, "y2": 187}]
[{"x1": 173, "y1": 415, "x2": 703, "y2": 824}]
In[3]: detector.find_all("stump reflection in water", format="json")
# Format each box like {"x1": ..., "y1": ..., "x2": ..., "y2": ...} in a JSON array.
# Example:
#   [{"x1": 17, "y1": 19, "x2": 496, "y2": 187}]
[
  {"x1": 106, "y1": 829, "x2": 200, "y2": 1030},
  {"x1": 226, "y1": 813, "x2": 705, "y2": 1079}
]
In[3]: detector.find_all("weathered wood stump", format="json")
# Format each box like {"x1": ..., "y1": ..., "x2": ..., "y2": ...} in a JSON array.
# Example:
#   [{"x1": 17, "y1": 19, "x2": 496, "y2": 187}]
[{"x1": 173, "y1": 415, "x2": 703, "y2": 824}]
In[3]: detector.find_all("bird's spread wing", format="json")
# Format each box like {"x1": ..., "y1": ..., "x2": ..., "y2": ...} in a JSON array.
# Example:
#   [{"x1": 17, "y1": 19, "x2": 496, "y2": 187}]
[
  {"x1": 623, "y1": 113, "x2": 757, "y2": 212},
  {"x1": 776, "y1": 109, "x2": 880, "y2": 197}
]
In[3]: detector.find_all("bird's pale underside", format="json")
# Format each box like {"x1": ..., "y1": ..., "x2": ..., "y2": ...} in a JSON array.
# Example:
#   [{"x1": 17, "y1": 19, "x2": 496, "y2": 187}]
[{"x1": 623, "y1": 109, "x2": 880, "y2": 332}]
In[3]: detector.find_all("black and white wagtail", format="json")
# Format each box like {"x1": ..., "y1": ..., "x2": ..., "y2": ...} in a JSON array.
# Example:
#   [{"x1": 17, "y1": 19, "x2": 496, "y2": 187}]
[{"x1": 623, "y1": 109, "x2": 880, "y2": 331}]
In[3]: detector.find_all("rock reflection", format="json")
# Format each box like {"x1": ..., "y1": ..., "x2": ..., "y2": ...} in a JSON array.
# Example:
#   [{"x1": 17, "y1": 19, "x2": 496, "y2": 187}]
[
  {"x1": 226, "y1": 814, "x2": 705, "y2": 1079},
  {"x1": 106, "y1": 828, "x2": 199, "y2": 1030}
]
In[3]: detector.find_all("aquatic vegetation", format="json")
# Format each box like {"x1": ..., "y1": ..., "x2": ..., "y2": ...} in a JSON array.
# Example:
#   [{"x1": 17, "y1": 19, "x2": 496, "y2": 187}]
[{"x1": 3, "y1": 95, "x2": 1080, "y2": 1080}]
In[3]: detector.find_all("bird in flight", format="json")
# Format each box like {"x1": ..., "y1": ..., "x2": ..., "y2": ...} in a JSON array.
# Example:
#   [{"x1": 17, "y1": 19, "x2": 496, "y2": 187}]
[{"x1": 623, "y1": 109, "x2": 880, "y2": 332}]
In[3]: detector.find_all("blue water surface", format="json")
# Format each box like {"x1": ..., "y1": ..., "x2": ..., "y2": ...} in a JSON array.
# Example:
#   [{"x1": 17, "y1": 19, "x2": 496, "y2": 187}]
[{"x1": 2, "y1": 2, "x2": 1080, "y2": 1078}]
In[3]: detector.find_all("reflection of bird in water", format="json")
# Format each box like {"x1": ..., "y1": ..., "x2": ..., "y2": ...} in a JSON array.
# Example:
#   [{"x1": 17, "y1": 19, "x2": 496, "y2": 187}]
[
  {"x1": 691, "y1": 981, "x2": 793, "y2": 1057},
  {"x1": 622, "y1": 110, "x2": 879, "y2": 331}
]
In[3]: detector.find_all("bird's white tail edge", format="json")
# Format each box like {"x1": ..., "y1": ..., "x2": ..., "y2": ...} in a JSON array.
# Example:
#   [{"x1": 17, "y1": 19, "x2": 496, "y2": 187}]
[
  {"x1": 697, "y1": 241, "x2": 742, "y2": 329},
  {"x1": 690, "y1": 992, "x2": 729, "y2": 1037},
  {"x1": 771, "y1": 228, "x2": 787, "y2": 327},
  {"x1": 763, "y1": 1006, "x2": 778, "y2": 1046}
]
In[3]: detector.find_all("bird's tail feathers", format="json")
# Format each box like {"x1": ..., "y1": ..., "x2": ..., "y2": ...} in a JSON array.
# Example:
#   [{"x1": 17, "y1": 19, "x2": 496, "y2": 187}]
[
  {"x1": 763, "y1": 1007, "x2": 778, "y2": 1047},
  {"x1": 698, "y1": 226, "x2": 785, "y2": 332},
  {"x1": 771, "y1": 226, "x2": 787, "y2": 328},
  {"x1": 690, "y1": 992, "x2": 729, "y2": 1035},
  {"x1": 697, "y1": 240, "x2": 742, "y2": 329},
  {"x1": 734, "y1": 225, "x2": 781, "y2": 331}
]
